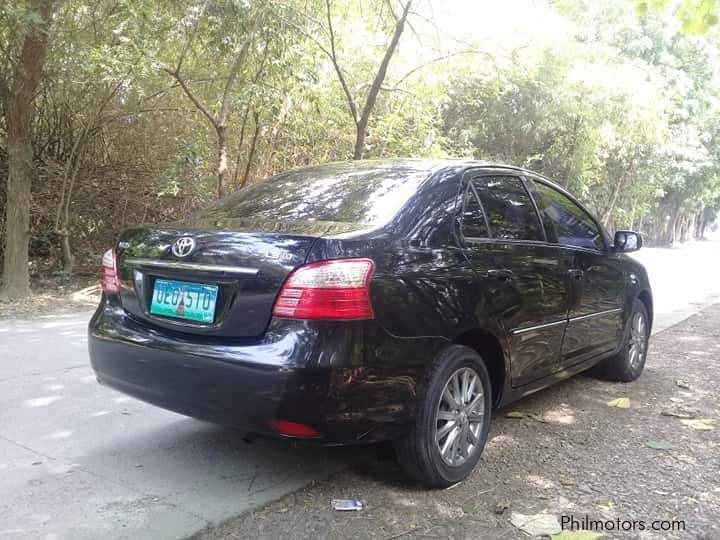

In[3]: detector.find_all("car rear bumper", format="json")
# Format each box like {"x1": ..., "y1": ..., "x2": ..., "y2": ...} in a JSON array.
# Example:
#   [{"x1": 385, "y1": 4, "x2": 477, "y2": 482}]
[{"x1": 89, "y1": 298, "x2": 439, "y2": 444}]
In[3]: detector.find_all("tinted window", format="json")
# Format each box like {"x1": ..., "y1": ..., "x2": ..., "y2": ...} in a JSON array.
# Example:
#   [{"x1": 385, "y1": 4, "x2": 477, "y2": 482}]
[
  {"x1": 530, "y1": 180, "x2": 605, "y2": 250},
  {"x1": 471, "y1": 176, "x2": 543, "y2": 241},
  {"x1": 404, "y1": 180, "x2": 465, "y2": 246},
  {"x1": 460, "y1": 183, "x2": 488, "y2": 238},
  {"x1": 192, "y1": 162, "x2": 431, "y2": 226}
]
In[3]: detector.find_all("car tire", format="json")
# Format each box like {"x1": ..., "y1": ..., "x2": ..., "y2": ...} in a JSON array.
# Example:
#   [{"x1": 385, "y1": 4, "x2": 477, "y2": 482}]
[
  {"x1": 395, "y1": 345, "x2": 493, "y2": 488},
  {"x1": 594, "y1": 299, "x2": 650, "y2": 382}
]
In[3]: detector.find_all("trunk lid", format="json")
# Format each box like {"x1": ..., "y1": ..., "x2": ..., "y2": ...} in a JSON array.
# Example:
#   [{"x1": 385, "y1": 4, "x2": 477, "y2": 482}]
[{"x1": 115, "y1": 226, "x2": 319, "y2": 338}]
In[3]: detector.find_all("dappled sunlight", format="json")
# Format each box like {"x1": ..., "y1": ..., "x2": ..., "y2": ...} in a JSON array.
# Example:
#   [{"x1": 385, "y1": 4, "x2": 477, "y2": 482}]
[
  {"x1": 46, "y1": 463, "x2": 77, "y2": 475},
  {"x1": 34, "y1": 312, "x2": 89, "y2": 321},
  {"x1": 389, "y1": 494, "x2": 419, "y2": 508},
  {"x1": 23, "y1": 396, "x2": 63, "y2": 408},
  {"x1": 431, "y1": 501, "x2": 462, "y2": 518},
  {"x1": 59, "y1": 330, "x2": 87, "y2": 341},
  {"x1": 38, "y1": 320, "x2": 87, "y2": 330},
  {"x1": 485, "y1": 434, "x2": 518, "y2": 450},
  {"x1": 526, "y1": 474, "x2": 556, "y2": 490},
  {"x1": 541, "y1": 407, "x2": 576, "y2": 425},
  {"x1": 48, "y1": 430, "x2": 73, "y2": 440}
]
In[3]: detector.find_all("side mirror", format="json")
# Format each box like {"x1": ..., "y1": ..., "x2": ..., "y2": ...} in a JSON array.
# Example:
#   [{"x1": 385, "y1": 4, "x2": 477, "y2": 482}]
[{"x1": 614, "y1": 230, "x2": 642, "y2": 253}]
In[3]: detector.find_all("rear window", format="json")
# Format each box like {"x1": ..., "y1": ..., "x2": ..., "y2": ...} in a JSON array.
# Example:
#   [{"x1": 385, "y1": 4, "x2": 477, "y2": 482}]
[{"x1": 194, "y1": 162, "x2": 432, "y2": 226}]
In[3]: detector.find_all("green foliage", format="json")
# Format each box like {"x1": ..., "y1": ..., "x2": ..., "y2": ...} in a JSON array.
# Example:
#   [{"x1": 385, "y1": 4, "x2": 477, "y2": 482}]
[
  {"x1": 637, "y1": 0, "x2": 719, "y2": 34},
  {"x1": 441, "y1": 0, "x2": 720, "y2": 241}
]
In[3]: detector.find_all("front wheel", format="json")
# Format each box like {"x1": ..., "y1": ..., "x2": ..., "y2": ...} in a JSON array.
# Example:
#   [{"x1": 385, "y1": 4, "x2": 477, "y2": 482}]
[
  {"x1": 395, "y1": 345, "x2": 493, "y2": 488},
  {"x1": 595, "y1": 299, "x2": 650, "y2": 382}
]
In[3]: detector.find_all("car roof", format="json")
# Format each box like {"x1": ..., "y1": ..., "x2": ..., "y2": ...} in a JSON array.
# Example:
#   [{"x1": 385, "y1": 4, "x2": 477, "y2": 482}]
[
  {"x1": 330, "y1": 159, "x2": 610, "y2": 243},
  {"x1": 299, "y1": 158, "x2": 568, "y2": 195}
]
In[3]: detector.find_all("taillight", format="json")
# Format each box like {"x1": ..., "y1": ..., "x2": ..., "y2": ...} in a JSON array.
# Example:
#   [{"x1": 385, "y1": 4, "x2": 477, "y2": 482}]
[
  {"x1": 272, "y1": 258, "x2": 375, "y2": 320},
  {"x1": 101, "y1": 248, "x2": 120, "y2": 294}
]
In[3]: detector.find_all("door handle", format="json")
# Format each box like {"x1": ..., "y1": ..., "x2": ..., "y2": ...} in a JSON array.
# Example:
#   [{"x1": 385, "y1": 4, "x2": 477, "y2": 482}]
[
  {"x1": 567, "y1": 269, "x2": 584, "y2": 280},
  {"x1": 487, "y1": 269, "x2": 513, "y2": 281}
]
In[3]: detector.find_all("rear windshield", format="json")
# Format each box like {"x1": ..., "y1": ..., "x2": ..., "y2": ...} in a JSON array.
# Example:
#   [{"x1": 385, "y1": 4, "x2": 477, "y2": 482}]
[{"x1": 193, "y1": 162, "x2": 432, "y2": 226}]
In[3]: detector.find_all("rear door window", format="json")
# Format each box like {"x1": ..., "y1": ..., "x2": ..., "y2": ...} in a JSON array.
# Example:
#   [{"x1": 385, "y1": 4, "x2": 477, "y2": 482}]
[
  {"x1": 471, "y1": 175, "x2": 543, "y2": 241},
  {"x1": 460, "y1": 182, "x2": 489, "y2": 238},
  {"x1": 529, "y1": 180, "x2": 605, "y2": 251}
]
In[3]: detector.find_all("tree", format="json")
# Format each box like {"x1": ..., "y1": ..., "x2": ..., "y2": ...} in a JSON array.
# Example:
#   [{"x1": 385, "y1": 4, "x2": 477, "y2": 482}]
[
  {"x1": 299, "y1": 0, "x2": 413, "y2": 159},
  {"x1": 53, "y1": 81, "x2": 124, "y2": 273},
  {"x1": 0, "y1": 0, "x2": 62, "y2": 300},
  {"x1": 162, "y1": 1, "x2": 260, "y2": 198}
]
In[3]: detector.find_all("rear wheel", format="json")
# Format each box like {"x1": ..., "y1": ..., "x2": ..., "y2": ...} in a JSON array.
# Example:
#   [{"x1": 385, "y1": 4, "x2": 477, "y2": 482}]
[
  {"x1": 595, "y1": 299, "x2": 650, "y2": 382},
  {"x1": 395, "y1": 345, "x2": 492, "y2": 488}
]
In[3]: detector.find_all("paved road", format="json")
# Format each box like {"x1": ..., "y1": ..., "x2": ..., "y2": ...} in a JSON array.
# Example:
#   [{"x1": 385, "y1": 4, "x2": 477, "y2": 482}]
[
  {"x1": 0, "y1": 236, "x2": 718, "y2": 539},
  {"x1": 632, "y1": 234, "x2": 720, "y2": 332},
  {"x1": 0, "y1": 314, "x2": 357, "y2": 539}
]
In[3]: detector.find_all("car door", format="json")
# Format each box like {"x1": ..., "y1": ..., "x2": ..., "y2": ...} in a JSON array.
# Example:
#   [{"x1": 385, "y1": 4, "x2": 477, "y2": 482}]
[
  {"x1": 527, "y1": 178, "x2": 625, "y2": 367},
  {"x1": 458, "y1": 171, "x2": 573, "y2": 387}
]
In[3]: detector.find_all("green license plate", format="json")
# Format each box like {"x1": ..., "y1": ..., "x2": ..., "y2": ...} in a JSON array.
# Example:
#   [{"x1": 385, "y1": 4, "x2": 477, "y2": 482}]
[{"x1": 150, "y1": 279, "x2": 218, "y2": 324}]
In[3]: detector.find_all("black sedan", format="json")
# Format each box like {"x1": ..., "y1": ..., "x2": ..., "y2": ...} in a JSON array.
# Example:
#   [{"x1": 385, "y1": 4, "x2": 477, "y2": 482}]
[{"x1": 89, "y1": 159, "x2": 652, "y2": 487}]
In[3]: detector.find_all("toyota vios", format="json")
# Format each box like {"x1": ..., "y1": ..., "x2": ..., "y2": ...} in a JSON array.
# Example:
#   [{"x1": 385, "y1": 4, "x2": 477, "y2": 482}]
[{"x1": 89, "y1": 159, "x2": 652, "y2": 487}]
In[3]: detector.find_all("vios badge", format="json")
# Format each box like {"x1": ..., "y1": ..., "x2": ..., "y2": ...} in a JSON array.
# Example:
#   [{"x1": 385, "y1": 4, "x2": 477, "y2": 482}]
[{"x1": 171, "y1": 236, "x2": 196, "y2": 258}]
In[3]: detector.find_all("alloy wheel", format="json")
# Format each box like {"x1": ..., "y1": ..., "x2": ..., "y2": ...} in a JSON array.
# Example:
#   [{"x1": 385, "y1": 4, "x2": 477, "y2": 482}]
[
  {"x1": 434, "y1": 367, "x2": 485, "y2": 467},
  {"x1": 628, "y1": 311, "x2": 647, "y2": 369}
]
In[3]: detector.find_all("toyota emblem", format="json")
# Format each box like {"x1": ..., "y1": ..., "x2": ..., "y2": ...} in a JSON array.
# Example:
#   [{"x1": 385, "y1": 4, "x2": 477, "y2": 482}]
[{"x1": 171, "y1": 236, "x2": 196, "y2": 258}]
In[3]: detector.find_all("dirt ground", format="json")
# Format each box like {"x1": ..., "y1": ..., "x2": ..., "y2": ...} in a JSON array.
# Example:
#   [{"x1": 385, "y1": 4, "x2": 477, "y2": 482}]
[
  {"x1": 193, "y1": 305, "x2": 720, "y2": 540},
  {"x1": 0, "y1": 275, "x2": 99, "y2": 319}
]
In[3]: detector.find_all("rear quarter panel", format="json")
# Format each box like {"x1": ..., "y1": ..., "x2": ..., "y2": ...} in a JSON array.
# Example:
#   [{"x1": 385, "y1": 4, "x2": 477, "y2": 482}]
[{"x1": 306, "y1": 169, "x2": 509, "y2": 370}]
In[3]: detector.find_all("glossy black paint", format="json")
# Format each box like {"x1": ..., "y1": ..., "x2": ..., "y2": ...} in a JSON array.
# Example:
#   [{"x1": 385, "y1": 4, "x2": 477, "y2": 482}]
[
  {"x1": 117, "y1": 229, "x2": 317, "y2": 337},
  {"x1": 89, "y1": 159, "x2": 652, "y2": 444}
]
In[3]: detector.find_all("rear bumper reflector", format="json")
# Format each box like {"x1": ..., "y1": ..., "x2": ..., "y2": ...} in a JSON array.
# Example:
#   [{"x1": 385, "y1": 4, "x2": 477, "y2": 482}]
[{"x1": 270, "y1": 419, "x2": 320, "y2": 438}]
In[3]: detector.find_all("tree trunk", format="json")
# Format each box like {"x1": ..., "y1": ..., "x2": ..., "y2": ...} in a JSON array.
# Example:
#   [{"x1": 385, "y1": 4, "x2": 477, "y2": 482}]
[
  {"x1": 216, "y1": 125, "x2": 228, "y2": 199},
  {"x1": 231, "y1": 106, "x2": 251, "y2": 187},
  {"x1": 671, "y1": 213, "x2": 681, "y2": 245},
  {"x1": 240, "y1": 112, "x2": 261, "y2": 188},
  {"x1": 3, "y1": 140, "x2": 34, "y2": 299},
  {"x1": 1, "y1": 0, "x2": 58, "y2": 300},
  {"x1": 679, "y1": 215, "x2": 688, "y2": 242},
  {"x1": 59, "y1": 231, "x2": 74, "y2": 273},
  {"x1": 54, "y1": 123, "x2": 88, "y2": 274},
  {"x1": 322, "y1": 0, "x2": 412, "y2": 160},
  {"x1": 351, "y1": 1, "x2": 412, "y2": 160},
  {"x1": 600, "y1": 167, "x2": 630, "y2": 228},
  {"x1": 693, "y1": 207, "x2": 704, "y2": 239},
  {"x1": 353, "y1": 119, "x2": 367, "y2": 160},
  {"x1": 698, "y1": 208, "x2": 709, "y2": 239},
  {"x1": 58, "y1": 147, "x2": 84, "y2": 273}
]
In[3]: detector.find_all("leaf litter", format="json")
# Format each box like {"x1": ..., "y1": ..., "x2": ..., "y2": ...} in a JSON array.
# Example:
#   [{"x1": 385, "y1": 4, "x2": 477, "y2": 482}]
[{"x1": 607, "y1": 397, "x2": 630, "y2": 408}]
